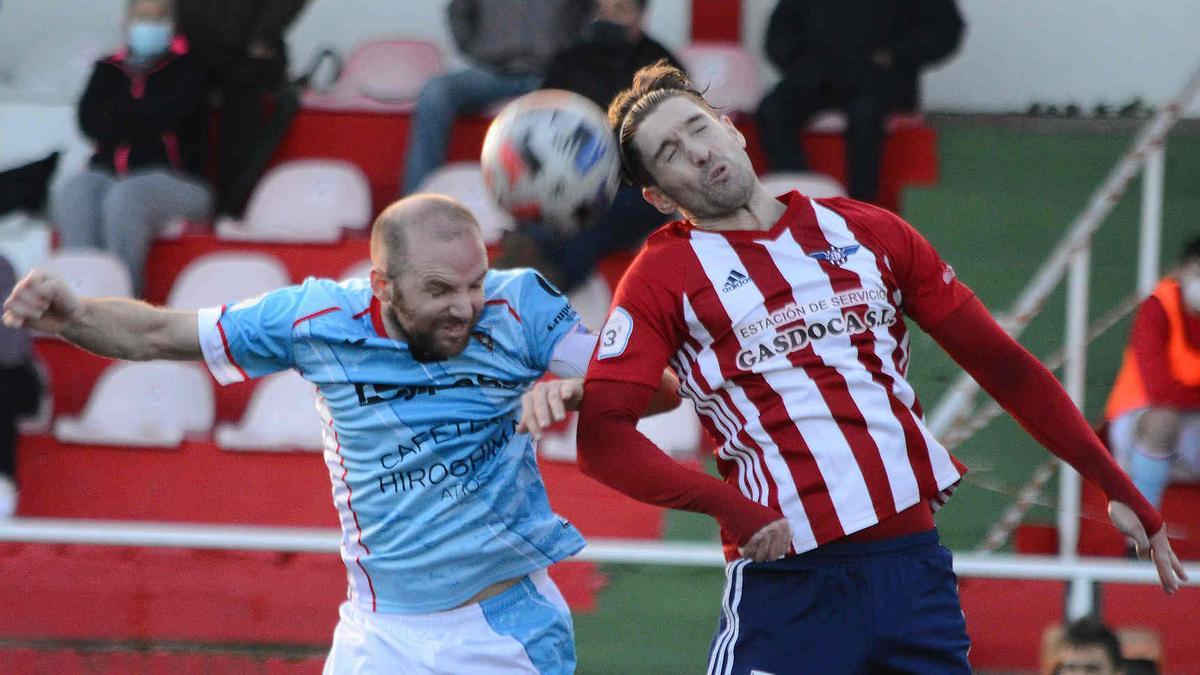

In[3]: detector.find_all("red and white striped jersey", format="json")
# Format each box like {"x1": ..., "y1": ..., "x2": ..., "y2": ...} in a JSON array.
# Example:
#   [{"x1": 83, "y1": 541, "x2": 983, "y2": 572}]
[{"x1": 587, "y1": 191, "x2": 971, "y2": 556}]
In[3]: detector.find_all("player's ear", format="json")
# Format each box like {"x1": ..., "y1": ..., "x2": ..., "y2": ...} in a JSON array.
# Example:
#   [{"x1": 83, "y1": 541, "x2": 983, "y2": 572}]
[
  {"x1": 369, "y1": 267, "x2": 390, "y2": 303},
  {"x1": 720, "y1": 114, "x2": 746, "y2": 149},
  {"x1": 642, "y1": 186, "x2": 677, "y2": 215}
]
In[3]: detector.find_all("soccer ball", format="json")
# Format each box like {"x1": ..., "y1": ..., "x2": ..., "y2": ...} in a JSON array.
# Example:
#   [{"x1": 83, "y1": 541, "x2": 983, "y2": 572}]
[{"x1": 481, "y1": 89, "x2": 621, "y2": 237}]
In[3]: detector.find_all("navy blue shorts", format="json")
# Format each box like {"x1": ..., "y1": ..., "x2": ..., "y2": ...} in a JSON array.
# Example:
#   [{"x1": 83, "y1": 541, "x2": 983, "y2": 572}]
[{"x1": 706, "y1": 529, "x2": 970, "y2": 675}]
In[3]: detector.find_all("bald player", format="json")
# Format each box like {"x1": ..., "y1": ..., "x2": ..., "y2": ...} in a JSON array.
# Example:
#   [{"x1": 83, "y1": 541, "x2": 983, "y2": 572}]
[{"x1": 4, "y1": 194, "x2": 665, "y2": 674}]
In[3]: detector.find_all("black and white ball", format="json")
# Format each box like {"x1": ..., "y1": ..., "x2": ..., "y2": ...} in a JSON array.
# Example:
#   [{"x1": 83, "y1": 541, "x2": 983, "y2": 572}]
[{"x1": 481, "y1": 89, "x2": 621, "y2": 236}]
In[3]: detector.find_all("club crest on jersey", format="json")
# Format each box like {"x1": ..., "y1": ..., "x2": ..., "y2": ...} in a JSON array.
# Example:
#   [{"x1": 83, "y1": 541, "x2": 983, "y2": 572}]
[
  {"x1": 808, "y1": 244, "x2": 860, "y2": 267},
  {"x1": 721, "y1": 269, "x2": 752, "y2": 293}
]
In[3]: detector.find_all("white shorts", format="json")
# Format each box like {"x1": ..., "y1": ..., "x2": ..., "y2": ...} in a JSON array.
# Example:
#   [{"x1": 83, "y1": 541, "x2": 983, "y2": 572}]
[
  {"x1": 322, "y1": 569, "x2": 575, "y2": 675},
  {"x1": 1110, "y1": 408, "x2": 1200, "y2": 482}
]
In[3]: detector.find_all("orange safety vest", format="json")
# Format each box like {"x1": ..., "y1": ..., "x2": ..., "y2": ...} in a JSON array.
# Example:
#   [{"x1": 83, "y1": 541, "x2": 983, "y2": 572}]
[{"x1": 1106, "y1": 277, "x2": 1200, "y2": 420}]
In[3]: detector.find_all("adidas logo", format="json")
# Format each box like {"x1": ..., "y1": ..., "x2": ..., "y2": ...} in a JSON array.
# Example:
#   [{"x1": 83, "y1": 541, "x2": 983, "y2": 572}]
[{"x1": 721, "y1": 269, "x2": 751, "y2": 293}]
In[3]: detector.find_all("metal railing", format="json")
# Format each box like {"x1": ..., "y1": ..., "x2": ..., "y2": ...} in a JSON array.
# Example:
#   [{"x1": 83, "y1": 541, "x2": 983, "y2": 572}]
[
  {"x1": 925, "y1": 63, "x2": 1200, "y2": 618},
  {"x1": 1, "y1": 517, "x2": 1196, "y2": 588}
]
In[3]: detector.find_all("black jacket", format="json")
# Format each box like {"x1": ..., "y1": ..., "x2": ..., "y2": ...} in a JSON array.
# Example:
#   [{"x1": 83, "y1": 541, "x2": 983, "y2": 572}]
[
  {"x1": 765, "y1": 0, "x2": 964, "y2": 108},
  {"x1": 78, "y1": 38, "x2": 206, "y2": 177},
  {"x1": 176, "y1": 0, "x2": 308, "y2": 57},
  {"x1": 543, "y1": 33, "x2": 682, "y2": 111}
]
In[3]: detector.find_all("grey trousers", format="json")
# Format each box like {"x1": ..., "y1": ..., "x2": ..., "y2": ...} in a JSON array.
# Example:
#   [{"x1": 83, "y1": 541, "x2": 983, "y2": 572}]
[{"x1": 52, "y1": 168, "x2": 212, "y2": 292}]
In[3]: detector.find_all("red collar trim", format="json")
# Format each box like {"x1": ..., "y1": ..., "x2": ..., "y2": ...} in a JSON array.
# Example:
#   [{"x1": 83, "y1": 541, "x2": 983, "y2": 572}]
[{"x1": 369, "y1": 297, "x2": 388, "y2": 338}]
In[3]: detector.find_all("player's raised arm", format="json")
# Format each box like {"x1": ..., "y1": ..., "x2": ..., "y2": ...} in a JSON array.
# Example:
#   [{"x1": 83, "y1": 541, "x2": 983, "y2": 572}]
[
  {"x1": 2, "y1": 268, "x2": 200, "y2": 362},
  {"x1": 847, "y1": 199, "x2": 1187, "y2": 593}
]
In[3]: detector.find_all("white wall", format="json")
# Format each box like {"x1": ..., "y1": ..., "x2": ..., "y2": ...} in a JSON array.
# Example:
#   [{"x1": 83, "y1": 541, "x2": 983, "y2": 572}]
[{"x1": 742, "y1": 0, "x2": 1200, "y2": 114}]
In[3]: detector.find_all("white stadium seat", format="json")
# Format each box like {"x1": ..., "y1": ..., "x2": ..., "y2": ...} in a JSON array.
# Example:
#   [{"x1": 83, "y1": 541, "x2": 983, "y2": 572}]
[
  {"x1": 215, "y1": 160, "x2": 372, "y2": 243},
  {"x1": 40, "y1": 248, "x2": 132, "y2": 298},
  {"x1": 758, "y1": 171, "x2": 847, "y2": 199},
  {"x1": 54, "y1": 362, "x2": 214, "y2": 447},
  {"x1": 302, "y1": 39, "x2": 444, "y2": 113},
  {"x1": 566, "y1": 273, "x2": 612, "y2": 334},
  {"x1": 679, "y1": 42, "x2": 763, "y2": 113},
  {"x1": 341, "y1": 258, "x2": 374, "y2": 283},
  {"x1": 166, "y1": 252, "x2": 291, "y2": 310},
  {"x1": 416, "y1": 162, "x2": 516, "y2": 244},
  {"x1": 215, "y1": 370, "x2": 324, "y2": 452}
]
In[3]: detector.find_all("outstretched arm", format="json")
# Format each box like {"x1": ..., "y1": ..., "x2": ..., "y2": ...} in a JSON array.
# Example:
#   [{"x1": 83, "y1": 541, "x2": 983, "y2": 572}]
[
  {"x1": 576, "y1": 378, "x2": 790, "y2": 561},
  {"x1": 927, "y1": 295, "x2": 1187, "y2": 592},
  {"x1": 2, "y1": 269, "x2": 200, "y2": 362}
]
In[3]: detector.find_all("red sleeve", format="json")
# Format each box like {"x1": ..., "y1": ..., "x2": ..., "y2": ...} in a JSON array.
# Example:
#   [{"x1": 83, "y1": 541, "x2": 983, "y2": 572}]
[
  {"x1": 576, "y1": 379, "x2": 783, "y2": 545},
  {"x1": 585, "y1": 246, "x2": 686, "y2": 388},
  {"x1": 927, "y1": 296, "x2": 1164, "y2": 536},
  {"x1": 1131, "y1": 297, "x2": 1200, "y2": 405},
  {"x1": 826, "y1": 198, "x2": 975, "y2": 330}
]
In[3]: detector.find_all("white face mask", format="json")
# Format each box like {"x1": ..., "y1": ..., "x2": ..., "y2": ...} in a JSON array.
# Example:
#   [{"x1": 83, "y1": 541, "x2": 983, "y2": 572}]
[{"x1": 1182, "y1": 278, "x2": 1200, "y2": 312}]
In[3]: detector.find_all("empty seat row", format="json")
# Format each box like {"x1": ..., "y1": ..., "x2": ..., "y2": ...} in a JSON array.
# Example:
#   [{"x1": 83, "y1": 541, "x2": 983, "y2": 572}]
[{"x1": 45, "y1": 359, "x2": 703, "y2": 458}]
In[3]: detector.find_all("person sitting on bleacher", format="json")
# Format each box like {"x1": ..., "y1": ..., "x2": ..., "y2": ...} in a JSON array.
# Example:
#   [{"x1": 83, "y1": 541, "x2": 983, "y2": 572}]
[
  {"x1": 755, "y1": 0, "x2": 964, "y2": 203},
  {"x1": 1106, "y1": 237, "x2": 1200, "y2": 511},
  {"x1": 51, "y1": 0, "x2": 211, "y2": 295},
  {"x1": 401, "y1": 0, "x2": 592, "y2": 196},
  {"x1": 495, "y1": 0, "x2": 681, "y2": 292}
]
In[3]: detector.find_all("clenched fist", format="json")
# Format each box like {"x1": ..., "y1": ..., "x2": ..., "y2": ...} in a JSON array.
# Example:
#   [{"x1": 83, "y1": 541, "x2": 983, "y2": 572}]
[{"x1": 2, "y1": 269, "x2": 81, "y2": 334}]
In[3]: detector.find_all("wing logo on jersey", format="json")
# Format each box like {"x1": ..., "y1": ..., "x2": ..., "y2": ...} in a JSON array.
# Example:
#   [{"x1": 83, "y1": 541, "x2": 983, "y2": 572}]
[
  {"x1": 808, "y1": 244, "x2": 861, "y2": 267},
  {"x1": 721, "y1": 269, "x2": 752, "y2": 293}
]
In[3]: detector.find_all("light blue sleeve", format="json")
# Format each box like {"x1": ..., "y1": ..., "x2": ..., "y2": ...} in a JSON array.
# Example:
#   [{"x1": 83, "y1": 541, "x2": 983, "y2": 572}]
[
  {"x1": 517, "y1": 271, "x2": 582, "y2": 373},
  {"x1": 198, "y1": 280, "x2": 319, "y2": 384}
]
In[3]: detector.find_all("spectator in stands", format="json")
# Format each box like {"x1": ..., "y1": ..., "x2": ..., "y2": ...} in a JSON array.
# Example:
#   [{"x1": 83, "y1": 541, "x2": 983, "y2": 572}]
[
  {"x1": 755, "y1": 0, "x2": 964, "y2": 203},
  {"x1": 1106, "y1": 237, "x2": 1200, "y2": 512},
  {"x1": 175, "y1": 0, "x2": 309, "y2": 215},
  {"x1": 52, "y1": 0, "x2": 210, "y2": 294},
  {"x1": 496, "y1": 0, "x2": 681, "y2": 292},
  {"x1": 1055, "y1": 616, "x2": 1125, "y2": 675},
  {"x1": 401, "y1": 0, "x2": 592, "y2": 195},
  {"x1": 0, "y1": 255, "x2": 41, "y2": 518}
]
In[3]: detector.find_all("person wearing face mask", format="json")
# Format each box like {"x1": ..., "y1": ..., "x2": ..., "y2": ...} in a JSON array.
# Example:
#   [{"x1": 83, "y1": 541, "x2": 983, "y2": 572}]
[
  {"x1": 51, "y1": 0, "x2": 210, "y2": 295},
  {"x1": 494, "y1": 0, "x2": 683, "y2": 293},
  {"x1": 1106, "y1": 237, "x2": 1200, "y2": 511}
]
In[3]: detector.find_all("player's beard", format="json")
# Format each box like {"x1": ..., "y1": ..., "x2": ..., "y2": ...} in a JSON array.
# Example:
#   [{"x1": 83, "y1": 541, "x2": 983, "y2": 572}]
[
  {"x1": 676, "y1": 154, "x2": 756, "y2": 220},
  {"x1": 387, "y1": 289, "x2": 481, "y2": 362}
]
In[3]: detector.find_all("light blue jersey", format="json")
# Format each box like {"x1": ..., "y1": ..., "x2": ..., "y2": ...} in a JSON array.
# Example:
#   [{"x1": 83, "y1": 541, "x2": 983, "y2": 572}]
[{"x1": 197, "y1": 269, "x2": 587, "y2": 614}]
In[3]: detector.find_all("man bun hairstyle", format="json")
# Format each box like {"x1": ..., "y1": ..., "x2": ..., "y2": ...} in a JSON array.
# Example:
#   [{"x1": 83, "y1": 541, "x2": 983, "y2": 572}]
[{"x1": 607, "y1": 59, "x2": 713, "y2": 188}]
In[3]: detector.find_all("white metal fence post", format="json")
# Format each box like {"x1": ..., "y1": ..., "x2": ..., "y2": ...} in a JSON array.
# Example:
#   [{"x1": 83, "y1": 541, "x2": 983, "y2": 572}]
[
  {"x1": 1139, "y1": 144, "x2": 1165, "y2": 296},
  {"x1": 1061, "y1": 244, "x2": 1092, "y2": 618}
]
